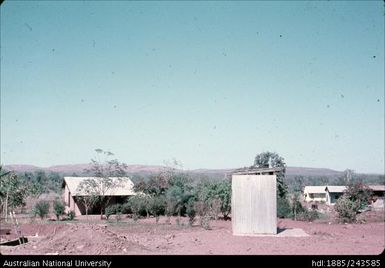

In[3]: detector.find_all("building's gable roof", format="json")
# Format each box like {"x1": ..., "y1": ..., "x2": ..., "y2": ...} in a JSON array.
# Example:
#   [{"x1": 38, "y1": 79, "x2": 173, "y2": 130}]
[
  {"x1": 368, "y1": 185, "x2": 385, "y2": 192},
  {"x1": 63, "y1": 177, "x2": 136, "y2": 196},
  {"x1": 303, "y1": 186, "x2": 327, "y2": 194},
  {"x1": 325, "y1": 186, "x2": 347, "y2": 193}
]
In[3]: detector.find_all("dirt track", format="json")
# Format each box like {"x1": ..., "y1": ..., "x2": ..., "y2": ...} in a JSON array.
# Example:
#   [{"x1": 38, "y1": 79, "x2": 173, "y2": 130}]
[{"x1": 1, "y1": 214, "x2": 384, "y2": 255}]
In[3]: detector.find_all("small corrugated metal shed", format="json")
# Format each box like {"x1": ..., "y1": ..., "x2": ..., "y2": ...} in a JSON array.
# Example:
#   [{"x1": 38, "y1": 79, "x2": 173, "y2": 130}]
[{"x1": 231, "y1": 167, "x2": 282, "y2": 236}]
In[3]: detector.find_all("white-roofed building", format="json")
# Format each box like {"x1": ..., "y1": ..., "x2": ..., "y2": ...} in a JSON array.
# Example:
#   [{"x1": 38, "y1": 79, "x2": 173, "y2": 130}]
[
  {"x1": 62, "y1": 177, "x2": 136, "y2": 216},
  {"x1": 304, "y1": 185, "x2": 348, "y2": 205},
  {"x1": 324, "y1": 186, "x2": 347, "y2": 205},
  {"x1": 367, "y1": 185, "x2": 385, "y2": 198},
  {"x1": 303, "y1": 186, "x2": 328, "y2": 203}
]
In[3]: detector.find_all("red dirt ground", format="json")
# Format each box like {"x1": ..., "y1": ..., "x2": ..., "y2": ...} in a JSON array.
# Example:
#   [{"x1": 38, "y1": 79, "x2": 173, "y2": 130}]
[{"x1": 1, "y1": 213, "x2": 384, "y2": 255}]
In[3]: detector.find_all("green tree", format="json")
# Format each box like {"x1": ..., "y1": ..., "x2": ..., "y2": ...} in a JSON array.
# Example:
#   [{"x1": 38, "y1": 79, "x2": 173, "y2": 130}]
[
  {"x1": 334, "y1": 182, "x2": 372, "y2": 223},
  {"x1": 253, "y1": 151, "x2": 288, "y2": 198},
  {"x1": 292, "y1": 176, "x2": 304, "y2": 193},
  {"x1": 165, "y1": 174, "x2": 194, "y2": 221},
  {"x1": 343, "y1": 182, "x2": 373, "y2": 209},
  {"x1": 196, "y1": 179, "x2": 231, "y2": 220},
  {"x1": 290, "y1": 193, "x2": 305, "y2": 221},
  {"x1": 82, "y1": 149, "x2": 128, "y2": 219},
  {"x1": 76, "y1": 195, "x2": 98, "y2": 220},
  {"x1": 127, "y1": 194, "x2": 147, "y2": 221},
  {"x1": 148, "y1": 195, "x2": 166, "y2": 223},
  {"x1": 336, "y1": 169, "x2": 355, "y2": 186},
  {"x1": 134, "y1": 175, "x2": 168, "y2": 197},
  {"x1": 0, "y1": 167, "x2": 30, "y2": 219},
  {"x1": 76, "y1": 179, "x2": 100, "y2": 219},
  {"x1": 277, "y1": 196, "x2": 291, "y2": 218}
]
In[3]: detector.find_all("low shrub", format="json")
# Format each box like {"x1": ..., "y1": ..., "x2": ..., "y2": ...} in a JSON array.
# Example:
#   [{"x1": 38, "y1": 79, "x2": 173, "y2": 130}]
[
  {"x1": 105, "y1": 205, "x2": 116, "y2": 220},
  {"x1": 33, "y1": 200, "x2": 50, "y2": 219},
  {"x1": 297, "y1": 209, "x2": 319, "y2": 222},
  {"x1": 53, "y1": 200, "x2": 65, "y2": 220},
  {"x1": 193, "y1": 200, "x2": 212, "y2": 229},
  {"x1": 290, "y1": 193, "x2": 305, "y2": 220},
  {"x1": 67, "y1": 210, "x2": 76, "y2": 220},
  {"x1": 105, "y1": 204, "x2": 123, "y2": 220},
  {"x1": 209, "y1": 198, "x2": 222, "y2": 220},
  {"x1": 201, "y1": 215, "x2": 211, "y2": 230},
  {"x1": 122, "y1": 202, "x2": 132, "y2": 214},
  {"x1": 186, "y1": 199, "x2": 196, "y2": 226},
  {"x1": 335, "y1": 195, "x2": 360, "y2": 223},
  {"x1": 127, "y1": 195, "x2": 147, "y2": 221}
]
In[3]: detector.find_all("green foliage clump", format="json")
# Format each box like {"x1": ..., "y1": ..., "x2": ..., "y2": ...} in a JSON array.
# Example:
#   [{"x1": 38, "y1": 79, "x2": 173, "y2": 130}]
[
  {"x1": 196, "y1": 180, "x2": 231, "y2": 220},
  {"x1": 281, "y1": 193, "x2": 320, "y2": 222},
  {"x1": 148, "y1": 196, "x2": 166, "y2": 223},
  {"x1": 33, "y1": 200, "x2": 50, "y2": 219},
  {"x1": 165, "y1": 175, "x2": 194, "y2": 217},
  {"x1": 200, "y1": 215, "x2": 211, "y2": 230},
  {"x1": 193, "y1": 200, "x2": 214, "y2": 229},
  {"x1": 343, "y1": 182, "x2": 373, "y2": 209},
  {"x1": 67, "y1": 210, "x2": 76, "y2": 220},
  {"x1": 134, "y1": 175, "x2": 168, "y2": 196},
  {"x1": 334, "y1": 182, "x2": 373, "y2": 223},
  {"x1": 53, "y1": 200, "x2": 65, "y2": 220},
  {"x1": 105, "y1": 205, "x2": 116, "y2": 220},
  {"x1": 0, "y1": 168, "x2": 31, "y2": 216},
  {"x1": 127, "y1": 195, "x2": 148, "y2": 221},
  {"x1": 335, "y1": 195, "x2": 361, "y2": 223},
  {"x1": 297, "y1": 209, "x2": 319, "y2": 221},
  {"x1": 105, "y1": 204, "x2": 123, "y2": 221},
  {"x1": 185, "y1": 199, "x2": 196, "y2": 226},
  {"x1": 122, "y1": 202, "x2": 132, "y2": 214},
  {"x1": 277, "y1": 196, "x2": 291, "y2": 218}
]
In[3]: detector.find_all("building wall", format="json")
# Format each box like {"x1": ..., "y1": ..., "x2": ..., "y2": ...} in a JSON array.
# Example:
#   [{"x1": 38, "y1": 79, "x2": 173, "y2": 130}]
[
  {"x1": 372, "y1": 191, "x2": 385, "y2": 198},
  {"x1": 62, "y1": 182, "x2": 133, "y2": 216},
  {"x1": 326, "y1": 192, "x2": 344, "y2": 205},
  {"x1": 303, "y1": 192, "x2": 327, "y2": 202},
  {"x1": 62, "y1": 184, "x2": 82, "y2": 215},
  {"x1": 232, "y1": 174, "x2": 277, "y2": 235}
]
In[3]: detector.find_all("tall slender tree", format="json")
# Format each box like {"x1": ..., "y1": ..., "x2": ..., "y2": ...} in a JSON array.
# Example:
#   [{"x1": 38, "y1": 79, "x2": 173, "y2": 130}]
[{"x1": 80, "y1": 149, "x2": 128, "y2": 219}]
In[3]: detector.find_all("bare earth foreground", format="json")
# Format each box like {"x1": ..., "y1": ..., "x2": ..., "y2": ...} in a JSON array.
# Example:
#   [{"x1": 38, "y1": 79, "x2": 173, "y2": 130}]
[{"x1": 1, "y1": 214, "x2": 384, "y2": 255}]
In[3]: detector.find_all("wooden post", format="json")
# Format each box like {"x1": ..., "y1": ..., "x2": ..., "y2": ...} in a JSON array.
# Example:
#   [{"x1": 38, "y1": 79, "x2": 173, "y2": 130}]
[{"x1": 10, "y1": 211, "x2": 25, "y2": 245}]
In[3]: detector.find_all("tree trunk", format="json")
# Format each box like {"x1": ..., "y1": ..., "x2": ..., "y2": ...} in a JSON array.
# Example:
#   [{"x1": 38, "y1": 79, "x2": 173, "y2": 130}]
[
  {"x1": 5, "y1": 190, "x2": 9, "y2": 221},
  {"x1": 177, "y1": 209, "x2": 181, "y2": 225}
]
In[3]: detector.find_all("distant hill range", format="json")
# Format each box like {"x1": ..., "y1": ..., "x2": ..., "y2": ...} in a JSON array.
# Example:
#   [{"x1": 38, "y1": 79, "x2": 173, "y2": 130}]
[{"x1": 3, "y1": 164, "x2": 380, "y2": 178}]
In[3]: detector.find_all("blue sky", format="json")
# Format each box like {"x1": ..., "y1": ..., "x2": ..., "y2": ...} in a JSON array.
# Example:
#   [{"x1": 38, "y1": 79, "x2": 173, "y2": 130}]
[{"x1": 1, "y1": 1, "x2": 384, "y2": 173}]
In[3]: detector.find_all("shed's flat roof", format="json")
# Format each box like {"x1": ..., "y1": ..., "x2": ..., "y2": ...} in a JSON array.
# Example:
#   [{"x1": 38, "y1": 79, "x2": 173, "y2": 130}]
[{"x1": 232, "y1": 167, "x2": 284, "y2": 175}]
